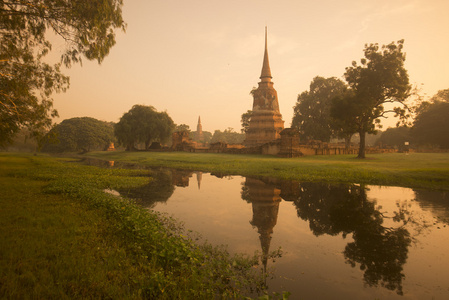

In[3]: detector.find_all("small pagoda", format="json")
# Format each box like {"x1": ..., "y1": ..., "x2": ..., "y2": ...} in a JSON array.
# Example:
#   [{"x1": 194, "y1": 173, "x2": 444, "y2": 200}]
[
  {"x1": 244, "y1": 27, "x2": 284, "y2": 148},
  {"x1": 196, "y1": 116, "x2": 204, "y2": 142}
]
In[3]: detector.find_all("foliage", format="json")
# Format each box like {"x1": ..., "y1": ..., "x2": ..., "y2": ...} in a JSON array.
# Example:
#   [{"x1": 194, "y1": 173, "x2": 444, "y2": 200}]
[
  {"x1": 0, "y1": 0, "x2": 125, "y2": 147},
  {"x1": 210, "y1": 128, "x2": 245, "y2": 144},
  {"x1": 291, "y1": 183, "x2": 411, "y2": 294},
  {"x1": 114, "y1": 105, "x2": 175, "y2": 150},
  {"x1": 332, "y1": 40, "x2": 412, "y2": 158},
  {"x1": 190, "y1": 130, "x2": 212, "y2": 143},
  {"x1": 429, "y1": 88, "x2": 449, "y2": 103},
  {"x1": 292, "y1": 76, "x2": 347, "y2": 142},
  {"x1": 3, "y1": 127, "x2": 38, "y2": 152},
  {"x1": 330, "y1": 90, "x2": 359, "y2": 147},
  {"x1": 412, "y1": 95, "x2": 449, "y2": 149},
  {"x1": 0, "y1": 153, "x2": 270, "y2": 299},
  {"x1": 241, "y1": 110, "x2": 253, "y2": 133},
  {"x1": 375, "y1": 127, "x2": 411, "y2": 149},
  {"x1": 175, "y1": 123, "x2": 190, "y2": 132},
  {"x1": 41, "y1": 117, "x2": 115, "y2": 153}
]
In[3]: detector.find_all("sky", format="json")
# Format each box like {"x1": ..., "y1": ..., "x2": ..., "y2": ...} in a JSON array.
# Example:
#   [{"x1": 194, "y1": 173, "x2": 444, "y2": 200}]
[{"x1": 50, "y1": 0, "x2": 449, "y2": 133}]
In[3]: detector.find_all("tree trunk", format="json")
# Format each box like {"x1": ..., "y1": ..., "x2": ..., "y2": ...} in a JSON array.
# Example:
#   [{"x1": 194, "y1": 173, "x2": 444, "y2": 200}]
[
  {"x1": 126, "y1": 142, "x2": 134, "y2": 151},
  {"x1": 344, "y1": 134, "x2": 352, "y2": 149},
  {"x1": 358, "y1": 131, "x2": 366, "y2": 159}
]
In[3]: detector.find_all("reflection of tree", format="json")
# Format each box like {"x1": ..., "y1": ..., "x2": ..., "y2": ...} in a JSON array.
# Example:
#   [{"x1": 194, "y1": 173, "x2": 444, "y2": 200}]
[
  {"x1": 171, "y1": 169, "x2": 194, "y2": 187},
  {"x1": 290, "y1": 182, "x2": 411, "y2": 295},
  {"x1": 414, "y1": 189, "x2": 449, "y2": 225},
  {"x1": 345, "y1": 226, "x2": 410, "y2": 294},
  {"x1": 118, "y1": 169, "x2": 175, "y2": 208}
]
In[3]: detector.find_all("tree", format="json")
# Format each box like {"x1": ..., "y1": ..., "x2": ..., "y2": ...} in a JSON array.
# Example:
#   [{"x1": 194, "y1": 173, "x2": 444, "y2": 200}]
[
  {"x1": 0, "y1": 0, "x2": 125, "y2": 147},
  {"x1": 412, "y1": 90, "x2": 449, "y2": 149},
  {"x1": 41, "y1": 117, "x2": 115, "y2": 153},
  {"x1": 375, "y1": 127, "x2": 411, "y2": 149},
  {"x1": 240, "y1": 110, "x2": 252, "y2": 133},
  {"x1": 210, "y1": 128, "x2": 245, "y2": 144},
  {"x1": 429, "y1": 89, "x2": 449, "y2": 103},
  {"x1": 175, "y1": 124, "x2": 191, "y2": 132},
  {"x1": 333, "y1": 40, "x2": 411, "y2": 158},
  {"x1": 330, "y1": 91, "x2": 360, "y2": 148},
  {"x1": 4, "y1": 127, "x2": 37, "y2": 152},
  {"x1": 114, "y1": 105, "x2": 175, "y2": 151},
  {"x1": 292, "y1": 76, "x2": 347, "y2": 142},
  {"x1": 190, "y1": 130, "x2": 212, "y2": 143}
]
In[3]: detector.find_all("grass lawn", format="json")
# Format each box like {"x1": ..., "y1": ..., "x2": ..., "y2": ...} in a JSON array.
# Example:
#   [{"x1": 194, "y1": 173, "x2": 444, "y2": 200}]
[
  {"x1": 0, "y1": 153, "x2": 267, "y2": 299},
  {"x1": 85, "y1": 151, "x2": 449, "y2": 191}
]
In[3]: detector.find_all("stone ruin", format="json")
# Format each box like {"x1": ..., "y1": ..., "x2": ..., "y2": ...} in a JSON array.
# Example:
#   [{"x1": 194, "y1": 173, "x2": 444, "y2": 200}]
[
  {"x1": 244, "y1": 27, "x2": 284, "y2": 148},
  {"x1": 168, "y1": 28, "x2": 389, "y2": 157}
]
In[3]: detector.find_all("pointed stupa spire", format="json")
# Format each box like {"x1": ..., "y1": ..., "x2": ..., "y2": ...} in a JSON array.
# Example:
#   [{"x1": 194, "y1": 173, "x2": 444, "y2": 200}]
[
  {"x1": 196, "y1": 115, "x2": 203, "y2": 142},
  {"x1": 260, "y1": 26, "x2": 272, "y2": 82}
]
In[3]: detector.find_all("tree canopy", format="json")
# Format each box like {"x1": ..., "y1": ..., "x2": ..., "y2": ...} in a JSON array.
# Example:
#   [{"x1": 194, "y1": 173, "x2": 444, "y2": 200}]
[
  {"x1": 375, "y1": 127, "x2": 411, "y2": 149},
  {"x1": 114, "y1": 105, "x2": 175, "y2": 151},
  {"x1": 331, "y1": 40, "x2": 411, "y2": 158},
  {"x1": 42, "y1": 117, "x2": 115, "y2": 153},
  {"x1": 412, "y1": 89, "x2": 449, "y2": 149},
  {"x1": 0, "y1": 0, "x2": 125, "y2": 147},
  {"x1": 210, "y1": 128, "x2": 245, "y2": 144},
  {"x1": 174, "y1": 124, "x2": 191, "y2": 132},
  {"x1": 292, "y1": 76, "x2": 348, "y2": 142},
  {"x1": 240, "y1": 110, "x2": 252, "y2": 134}
]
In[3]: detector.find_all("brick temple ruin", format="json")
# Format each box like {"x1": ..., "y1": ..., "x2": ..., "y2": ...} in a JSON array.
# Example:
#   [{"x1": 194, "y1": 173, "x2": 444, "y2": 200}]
[
  {"x1": 171, "y1": 28, "x2": 392, "y2": 157},
  {"x1": 244, "y1": 27, "x2": 284, "y2": 148}
]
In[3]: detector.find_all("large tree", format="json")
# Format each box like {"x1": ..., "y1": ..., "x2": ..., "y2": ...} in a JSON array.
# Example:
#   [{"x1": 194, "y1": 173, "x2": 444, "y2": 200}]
[
  {"x1": 412, "y1": 89, "x2": 449, "y2": 149},
  {"x1": 375, "y1": 127, "x2": 411, "y2": 150},
  {"x1": 333, "y1": 40, "x2": 412, "y2": 158},
  {"x1": 292, "y1": 76, "x2": 347, "y2": 142},
  {"x1": 0, "y1": 0, "x2": 125, "y2": 147},
  {"x1": 42, "y1": 117, "x2": 115, "y2": 153},
  {"x1": 114, "y1": 105, "x2": 175, "y2": 151},
  {"x1": 330, "y1": 90, "x2": 360, "y2": 148}
]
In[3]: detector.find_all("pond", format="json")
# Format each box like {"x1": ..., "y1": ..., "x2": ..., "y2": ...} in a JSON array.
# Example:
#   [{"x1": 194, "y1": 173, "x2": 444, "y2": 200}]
[{"x1": 87, "y1": 159, "x2": 449, "y2": 299}]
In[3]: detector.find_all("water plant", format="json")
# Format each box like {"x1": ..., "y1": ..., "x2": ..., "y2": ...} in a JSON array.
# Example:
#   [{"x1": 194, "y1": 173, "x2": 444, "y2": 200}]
[{"x1": 0, "y1": 153, "x2": 284, "y2": 299}]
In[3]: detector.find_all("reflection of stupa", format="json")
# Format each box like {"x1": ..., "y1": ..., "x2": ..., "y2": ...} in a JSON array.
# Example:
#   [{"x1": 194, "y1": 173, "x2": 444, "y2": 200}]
[
  {"x1": 244, "y1": 27, "x2": 284, "y2": 147},
  {"x1": 196, "y1": 171, "x2": 202, "y2": 190},
  {"x1": 245, "y1": 178, "x2": 281, "y2": 271}
]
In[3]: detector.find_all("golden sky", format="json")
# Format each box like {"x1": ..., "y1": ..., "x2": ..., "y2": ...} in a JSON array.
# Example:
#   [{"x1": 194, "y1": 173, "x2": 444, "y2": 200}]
[{"x1": 51, "y1": 0, "x2": 449, "y2": 132}]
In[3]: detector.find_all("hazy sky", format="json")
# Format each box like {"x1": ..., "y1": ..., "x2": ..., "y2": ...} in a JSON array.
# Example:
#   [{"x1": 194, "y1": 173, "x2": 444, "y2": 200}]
[{"x1": 51, "y1": 0, "x2": 449, "y2": 132}]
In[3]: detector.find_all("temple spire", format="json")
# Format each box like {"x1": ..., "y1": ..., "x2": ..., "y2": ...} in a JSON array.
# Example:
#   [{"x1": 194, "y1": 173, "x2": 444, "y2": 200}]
[
  {"x1": 260, "y1": 26, "x2": 272, "y2": 81},
  {"x1": 196, "y1": 116, "x2": 204, "y2": 142}
]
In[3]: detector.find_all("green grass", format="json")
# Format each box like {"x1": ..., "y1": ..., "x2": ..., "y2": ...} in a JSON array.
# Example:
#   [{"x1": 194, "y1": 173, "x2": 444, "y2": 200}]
[
  {"x1": 85, "y1": 151, "x2": 449, "y2": 191},
  {"x1": 0, "y1": 153, "x2": 272, "y2": 299}
]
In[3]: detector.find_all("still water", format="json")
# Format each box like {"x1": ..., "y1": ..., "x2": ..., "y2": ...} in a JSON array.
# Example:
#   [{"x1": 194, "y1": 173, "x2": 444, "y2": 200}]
[{"x1": 91, "y1": 160, "x2": 449, "y2": 299}]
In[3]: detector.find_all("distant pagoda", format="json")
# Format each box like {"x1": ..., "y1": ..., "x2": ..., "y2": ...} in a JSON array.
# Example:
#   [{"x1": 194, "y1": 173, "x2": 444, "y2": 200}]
[
  {"x1": 196, "y1": 116, "x2": 204, "y2": 142},
  {"x1": 244, "y1": 27, "x2": 284, "y2": 148}
]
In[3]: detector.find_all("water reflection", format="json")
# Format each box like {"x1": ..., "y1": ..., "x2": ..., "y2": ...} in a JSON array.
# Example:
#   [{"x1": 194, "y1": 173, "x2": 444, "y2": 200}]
[
  {"x1": 242, "y1": 178, "x2": 281, "y2": 273},
  {"x1": 118, "y1": 169, "x2": 175, "y2": 208},
  {"x1": 244, "y1": 180, "x2": 411, "y2": 295},
  {"x1": 414, "y1": 190, "x2": 449, "y2": 225},
  {"x1": 80, "y1": 158, "x2": 449, "y2": 299}
]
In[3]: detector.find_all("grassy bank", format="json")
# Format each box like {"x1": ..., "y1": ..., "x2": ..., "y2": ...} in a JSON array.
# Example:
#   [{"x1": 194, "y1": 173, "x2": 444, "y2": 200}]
[
  {"x1": 85, "y1": 151, "x2": 449, "y2": 191},
  {"x1": 0, "y1": 153, "x2": 271, "y2": 299}
]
